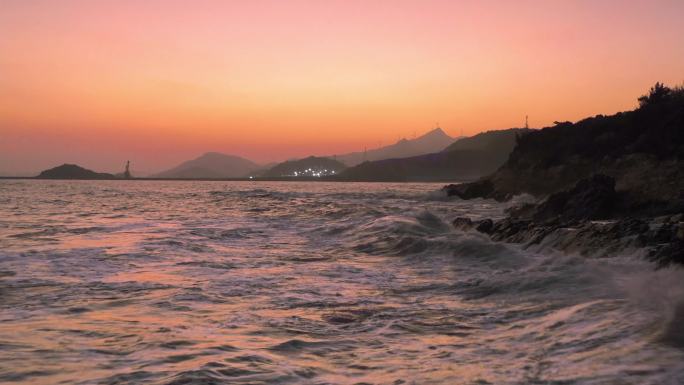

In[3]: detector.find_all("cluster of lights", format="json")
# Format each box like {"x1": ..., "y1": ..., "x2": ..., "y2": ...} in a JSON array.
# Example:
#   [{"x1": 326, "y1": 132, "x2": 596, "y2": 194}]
[{"x1": 290, "y1": 168, "x2": 336, "y2": 177}]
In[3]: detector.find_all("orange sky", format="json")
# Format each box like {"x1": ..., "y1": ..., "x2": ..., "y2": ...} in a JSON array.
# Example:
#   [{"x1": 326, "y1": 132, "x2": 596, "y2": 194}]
[{"x1": 1, "y1": 0, "x2": 683, "y2": 174}]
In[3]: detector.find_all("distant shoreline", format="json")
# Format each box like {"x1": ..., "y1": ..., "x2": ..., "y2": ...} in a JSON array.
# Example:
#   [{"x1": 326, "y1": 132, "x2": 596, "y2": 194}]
[{"x1": 0, "y1": 176, "x2": 466, "y2": 183}]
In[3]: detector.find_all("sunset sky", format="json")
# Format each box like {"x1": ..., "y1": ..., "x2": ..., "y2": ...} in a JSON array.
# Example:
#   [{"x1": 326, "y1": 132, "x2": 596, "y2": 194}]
[{"x1": 1, "y1": 0, "x2": 683, "y2": 174}]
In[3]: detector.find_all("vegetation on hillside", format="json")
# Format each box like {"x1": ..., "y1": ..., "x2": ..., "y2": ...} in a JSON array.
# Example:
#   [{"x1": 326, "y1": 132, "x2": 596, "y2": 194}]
[{"x1": 447, "y1": 83, "x2": 684, "y2": 217}]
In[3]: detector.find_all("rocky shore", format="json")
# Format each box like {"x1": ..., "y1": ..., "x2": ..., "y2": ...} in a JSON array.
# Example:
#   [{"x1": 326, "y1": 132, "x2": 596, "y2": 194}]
[
  {"x1": 448, "y1": 175, "x2": 683, "y2": 266},
  {"x1": 444, "y1": 84, "x2": 684, "y2": 266}
]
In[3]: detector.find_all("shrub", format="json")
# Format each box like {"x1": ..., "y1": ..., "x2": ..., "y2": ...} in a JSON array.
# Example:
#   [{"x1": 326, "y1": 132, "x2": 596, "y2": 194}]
[{"x1": 638, "y1": 82, "x2": 672, "y2": 107}]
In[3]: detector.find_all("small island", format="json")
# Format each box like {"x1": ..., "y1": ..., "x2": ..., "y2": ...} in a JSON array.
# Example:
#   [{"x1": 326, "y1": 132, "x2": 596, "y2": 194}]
[{"x1": 36, "y1": 164, "x2": 116, "y2": 180}]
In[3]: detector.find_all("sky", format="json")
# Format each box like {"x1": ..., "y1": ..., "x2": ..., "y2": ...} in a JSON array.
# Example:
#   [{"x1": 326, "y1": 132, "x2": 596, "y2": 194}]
[{"x1": 1, "y1": 0, "x2": 683, "y2": 174}]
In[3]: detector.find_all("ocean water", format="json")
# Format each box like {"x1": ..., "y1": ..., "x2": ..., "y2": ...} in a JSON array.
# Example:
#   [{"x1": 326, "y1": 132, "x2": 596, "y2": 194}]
[{"x1": 1, "y1": 180, "x2": 683, "y2": 385}]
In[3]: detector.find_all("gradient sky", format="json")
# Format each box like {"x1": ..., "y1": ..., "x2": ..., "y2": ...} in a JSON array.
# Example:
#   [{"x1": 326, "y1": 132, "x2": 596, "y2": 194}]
[{"x1": 1, "y1": 0, "x2": 683, "y2": 174}]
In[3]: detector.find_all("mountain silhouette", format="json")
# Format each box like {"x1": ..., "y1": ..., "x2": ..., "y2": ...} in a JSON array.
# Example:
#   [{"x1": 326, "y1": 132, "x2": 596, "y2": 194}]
[
  {"x1": 153, "y1": 152, "x2": 260, "y2": 179},
  {"x1": 333, "y1": 127, "x2": 457, "y2": 166},
  {"x1": 446, "y1": 83, "x2": 684, "y2": 217},
  {"x1": 335, "y1": 128, "x2": 529, "y2": 181},
  {"x1": 260, "y1": 156, "x2": 346, "y2": 178},
  {"x1": 36, "y1": 164, "x2": 115, "y2": 179}
]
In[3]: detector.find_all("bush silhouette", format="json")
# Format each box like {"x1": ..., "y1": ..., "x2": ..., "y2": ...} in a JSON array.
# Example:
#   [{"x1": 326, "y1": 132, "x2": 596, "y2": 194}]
[{"x1": 638, "y1": 82, "x2": 672, "y2": 107}]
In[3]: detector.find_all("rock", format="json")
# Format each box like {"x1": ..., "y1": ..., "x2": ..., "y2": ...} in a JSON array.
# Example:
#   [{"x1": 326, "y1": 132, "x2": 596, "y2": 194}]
[
  {"x1": 505, "y1": 203, "x2": 538, "y2": 220},
  {"x1": 608, "y1": 218, "x2": 649, "y2": 241},
  {"x1": 475, "y1": 219, "x2": 494, "y2": 234},
  {"x1": 670, "y1": 213, "x2": 683, "y2": 223},
  {"x1": 531, "y1": 174, "x2": 616, "y2": 224},
  {"x1": 452, "y1": 217, "x2": 474, "y2": 231},
  {"x1": 489, "y1": 218, "x2": 533, "y2": 242},
  {"x1": 452, "y1": 217, "x2": 496, "y2": 234},
  {"x1": 648, "y1": 240, "x2": 684, "y2": 266},
  {"x1": 444, "y1": 180, "x2": 495, "y2": 200}
]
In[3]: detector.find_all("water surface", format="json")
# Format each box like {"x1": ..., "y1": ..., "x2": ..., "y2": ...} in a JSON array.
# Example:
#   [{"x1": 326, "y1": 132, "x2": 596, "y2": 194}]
[{"x1": 1, "y1": 180, "x2": 683, "y2": 384}]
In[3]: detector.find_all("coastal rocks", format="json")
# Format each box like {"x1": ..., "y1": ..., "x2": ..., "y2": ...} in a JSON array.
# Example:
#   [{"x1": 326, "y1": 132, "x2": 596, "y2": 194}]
[
  {"x1": 645, "y1": 218, "x2": 684, "y2": 265},
  {"x1": 475, "y1": 219, "x2": 494, "y2": 234},
  {"x1": 530, "y1": 174, "x2": 616, "y2": 224},
  {"x1": 450, "y1": 175, "x2": 683, "y2": 266},
  {"x1": 443, "y1": 180, "x2": 499, "y2": 200},
  {"x1": 452, "y1": 217, "x2": 474, "y2": 231},
  {"x1": 444, "y1": 85, "x2": 684, "y2": 266},
  {"x1": 450, "y1": 217, "x2": 494, "y2": 234},
  {"x1": 454, "y1": 214, "x2": 684, "y2": 266}
]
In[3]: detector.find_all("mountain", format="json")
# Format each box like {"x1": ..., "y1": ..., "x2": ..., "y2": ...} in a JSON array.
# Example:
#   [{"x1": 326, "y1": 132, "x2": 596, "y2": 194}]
[
  {"x1": 335, "y1": 128, "x2": 529, "y2": 182},
  {"x1": 36, "y1": 164, "x2": 115, "y2": 179},
  {"x1": 334, "y1": 127, "x2": 457, "y2": 166},
  {"x1": 260, "y1": 156, "x2": 346, "y2": 178},
  {"x1": 446, "y1": 83, "x2": 684, "y2": 217},
  {"x1": 153, "y1": 152, "x2": 260, "y2": 179},
  {"x1": 442, "y1": 127, "x2": 526, "y2": 153}
]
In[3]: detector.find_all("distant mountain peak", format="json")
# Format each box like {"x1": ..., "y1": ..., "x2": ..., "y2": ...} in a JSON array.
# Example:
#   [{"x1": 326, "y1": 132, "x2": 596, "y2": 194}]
[
  {"x1": 333, "y1": 126, "x2": 457, "y2": 166},
  {"x1": 419, "y1": 127, "x2": 452, "y2": 140},
  {"x1": 153, "y1": 152, "x2": 260, "y2": 179},
  {"x1": 199, "y1": 151, "x2": 233, "y2": 159},
  {"x1": 426, "y1": 126, "x2": 446, "y2": 135},
  {"x1": 335, "y1": 128, "x2": 528, "y2": 182}
]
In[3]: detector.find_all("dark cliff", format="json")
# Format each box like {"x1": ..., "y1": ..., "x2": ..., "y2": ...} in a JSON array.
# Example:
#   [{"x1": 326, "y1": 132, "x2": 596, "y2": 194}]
[{"x1": 447, "y1": 84, "x2": 684, "y2": 218}]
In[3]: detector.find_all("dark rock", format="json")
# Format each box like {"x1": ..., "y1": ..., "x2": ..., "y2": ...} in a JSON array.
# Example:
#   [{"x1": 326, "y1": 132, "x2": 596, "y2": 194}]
[
  {"x1": 531, "y1": 174, "x2": 616, "y2": 224},
  {"x1": 444, "y1": 180, "x2": 495, "y2": 199},
  {"x1": 505, "y1": 203, "x2": 537, "y2": 220},
  {"x1": 452, "y1": 217, "x2": 474, "y2": 231},
  {"x1": 488, "y1": 218, "x2": 533, "y2": 242},
  {"x1": 475, "y1": 219, "x2": 494, "y2": 234},
  {"x1": 613, "y1": 218, "x2": 650, "y2": 237},
  {"x1": 648, "y1": 239, "x2": 684, "y2": 267}
]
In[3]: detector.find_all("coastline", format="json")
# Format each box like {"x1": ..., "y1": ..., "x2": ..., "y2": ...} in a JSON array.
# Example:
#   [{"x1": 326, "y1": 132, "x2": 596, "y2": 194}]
[
  {"x1": 0, "y1": 176, "x2": 473, "y2": 183},
  {"x1": 446, "y1": 175, "x2": 684, "y2": 266}
]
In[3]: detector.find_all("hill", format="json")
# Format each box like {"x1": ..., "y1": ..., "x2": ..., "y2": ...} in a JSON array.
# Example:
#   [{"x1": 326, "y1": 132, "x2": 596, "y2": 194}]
[
  {"x1": 445, "y1": 84, "x2": 684, "y2": 265},
  {"x1": 443, "y1": 127, "x2": 526, "y2": 153},
  {"x1": 335, "y1": 128, "x2": 529, "y2": 181},
  {"x1": 36, "y1": 164, "x2": 115, "y2": 179},
  {"x1": 260, "y1": 156, "x2": 346, "y2": 178},
  {"x1": 153, "y1": 152, "x2": 260, "y2": 179},
  {"x1": 334, "y1": 127, "x2": 457, "y2": 166},
  {"x1": 446, "y1": 83, "x2": 684, "y2": 217}
]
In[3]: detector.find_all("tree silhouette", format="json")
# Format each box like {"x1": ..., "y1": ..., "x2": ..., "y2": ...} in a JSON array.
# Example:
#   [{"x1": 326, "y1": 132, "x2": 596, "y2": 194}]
[{"x1": 638, "y1": 82, "x2": 671, "y2": 107}]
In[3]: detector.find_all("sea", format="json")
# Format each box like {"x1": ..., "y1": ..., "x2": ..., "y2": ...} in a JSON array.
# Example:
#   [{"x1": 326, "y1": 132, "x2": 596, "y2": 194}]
[{"x1": 1, "y1": 180, "x2": 683, "y2": 385}]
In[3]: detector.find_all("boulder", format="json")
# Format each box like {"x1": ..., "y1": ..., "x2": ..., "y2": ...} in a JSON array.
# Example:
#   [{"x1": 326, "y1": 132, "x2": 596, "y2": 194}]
[
  {"x1": 531, "y1": 174, "x2": 616, "y2": 224},
  {"x1": 475, "y1": 219, "x2": 494, "y2": 234},
  {"x1": 443, "y1": 180, "x2": 495, "y2": 200},
  {"x1": 452, "y1": 217, "x2": 474, "y2": 231}
]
